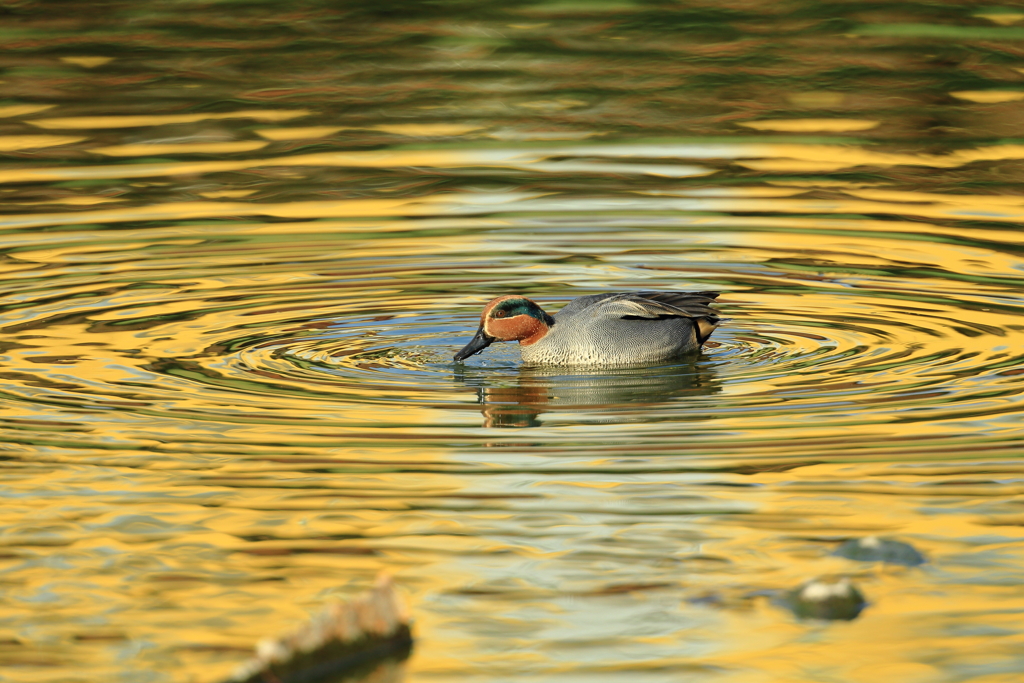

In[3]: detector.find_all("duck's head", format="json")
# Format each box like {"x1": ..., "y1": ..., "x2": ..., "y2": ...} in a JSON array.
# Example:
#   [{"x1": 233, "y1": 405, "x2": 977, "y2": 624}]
[{"x1": 454, "y1": 296, "x2": 555, "y2": 361}]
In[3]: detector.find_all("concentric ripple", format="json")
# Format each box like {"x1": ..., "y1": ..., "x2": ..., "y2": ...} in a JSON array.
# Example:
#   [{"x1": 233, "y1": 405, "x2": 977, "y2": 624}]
[
  {"x1": 44, "y1": 233, "x2": 1008, "y2": 443},
  {"x1": 712, "y1": 292, "x2": 1024, "y2": 429},
  {"x1": 3, "y1": 216, "x2": 1022, "y2": 457}
]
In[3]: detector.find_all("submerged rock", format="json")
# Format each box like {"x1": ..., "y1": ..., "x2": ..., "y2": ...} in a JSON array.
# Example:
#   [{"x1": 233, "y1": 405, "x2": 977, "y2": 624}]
[
  {"x1": 785, "y1": 577, "x2": 866, "y2": 621},
  {"x1": 834, "y1": 536, "x2": 926, "y2": 566}
]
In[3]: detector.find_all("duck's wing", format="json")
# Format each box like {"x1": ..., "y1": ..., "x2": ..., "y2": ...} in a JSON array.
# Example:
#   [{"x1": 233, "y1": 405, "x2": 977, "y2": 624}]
[
  {"x1": 558, "y1": 291, "x2": 719, "y2": 320},
  {"x1": 558, "y1": 291, "x2": 720, "y2": 344},
  {"x1": 554, "y1": 293, "x2": 622, "y2": 317},
  {"x1": 632, "y1": 291, "x2": 719, "y2": 318}
]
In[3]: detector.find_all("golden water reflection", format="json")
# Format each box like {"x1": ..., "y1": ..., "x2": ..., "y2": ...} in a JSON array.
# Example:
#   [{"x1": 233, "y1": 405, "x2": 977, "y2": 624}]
[{"x1": 2, "y1": 1, "x2": 1024, "y2": 682}]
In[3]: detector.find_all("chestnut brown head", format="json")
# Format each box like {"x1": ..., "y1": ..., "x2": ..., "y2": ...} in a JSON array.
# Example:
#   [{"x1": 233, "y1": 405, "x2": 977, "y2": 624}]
[{"x1": 454, "y1": 296, "x2": 555, "y2": 361}]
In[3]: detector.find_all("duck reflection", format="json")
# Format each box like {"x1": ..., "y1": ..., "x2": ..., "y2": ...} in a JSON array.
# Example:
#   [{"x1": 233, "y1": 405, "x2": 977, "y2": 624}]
[{"x1": 455, "y1": 359, "x2": 721, "y2": 428}]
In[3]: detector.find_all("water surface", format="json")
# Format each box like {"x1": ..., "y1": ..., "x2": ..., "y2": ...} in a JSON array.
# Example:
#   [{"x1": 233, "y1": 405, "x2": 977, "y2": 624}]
[{"x1": 2, "y1": 2, "x2": 1024, "y2": 682}]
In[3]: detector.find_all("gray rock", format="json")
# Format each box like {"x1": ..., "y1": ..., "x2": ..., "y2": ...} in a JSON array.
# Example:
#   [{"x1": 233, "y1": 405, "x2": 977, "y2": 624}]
[
  {"x1": 834, "y1": 536, "x2": 926, "y2": 566},
  {"x1": 785, "y1": 577, "x2": 866, "y2": 621}
]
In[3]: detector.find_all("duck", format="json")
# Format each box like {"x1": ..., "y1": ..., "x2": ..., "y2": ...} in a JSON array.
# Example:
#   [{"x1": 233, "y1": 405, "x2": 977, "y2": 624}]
[{"x1": 454, "y1": 291, "x2": 720, "y2": 366}]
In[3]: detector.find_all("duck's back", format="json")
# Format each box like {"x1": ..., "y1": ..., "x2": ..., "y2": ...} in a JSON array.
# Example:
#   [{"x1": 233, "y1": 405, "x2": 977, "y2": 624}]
[{"x1": 521, "y1": 291, "x2": 720, "y2": 366}]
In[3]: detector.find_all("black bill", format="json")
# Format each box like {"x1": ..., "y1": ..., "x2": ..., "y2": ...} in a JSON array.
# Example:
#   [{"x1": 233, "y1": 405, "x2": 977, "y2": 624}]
[{"x1": 454, "y1": 327, "x2": 495, "y2": 361}]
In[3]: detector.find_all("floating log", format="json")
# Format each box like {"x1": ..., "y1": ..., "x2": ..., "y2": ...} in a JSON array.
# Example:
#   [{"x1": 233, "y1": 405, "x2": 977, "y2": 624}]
[{"x1": 224, "y1": 574, "x2": 413, "y2": 683}]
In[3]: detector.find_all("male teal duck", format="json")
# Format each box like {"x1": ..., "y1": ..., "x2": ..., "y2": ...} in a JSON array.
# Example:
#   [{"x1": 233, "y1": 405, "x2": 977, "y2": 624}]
[{"x1": 454, "y1": 291, "x2": 720, "y2": 366}]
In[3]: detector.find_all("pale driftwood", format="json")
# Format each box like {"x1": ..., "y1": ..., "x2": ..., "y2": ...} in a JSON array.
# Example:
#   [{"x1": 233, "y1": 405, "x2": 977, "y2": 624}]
[{"x1": 224, "y1": 574, "x2": 413, "y2": 683}]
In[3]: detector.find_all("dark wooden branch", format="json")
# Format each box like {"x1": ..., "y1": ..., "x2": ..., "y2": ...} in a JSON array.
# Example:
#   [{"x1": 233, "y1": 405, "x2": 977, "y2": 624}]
[{"x1": 223, "y1": 574, "x2": 413, "y2": 683}]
